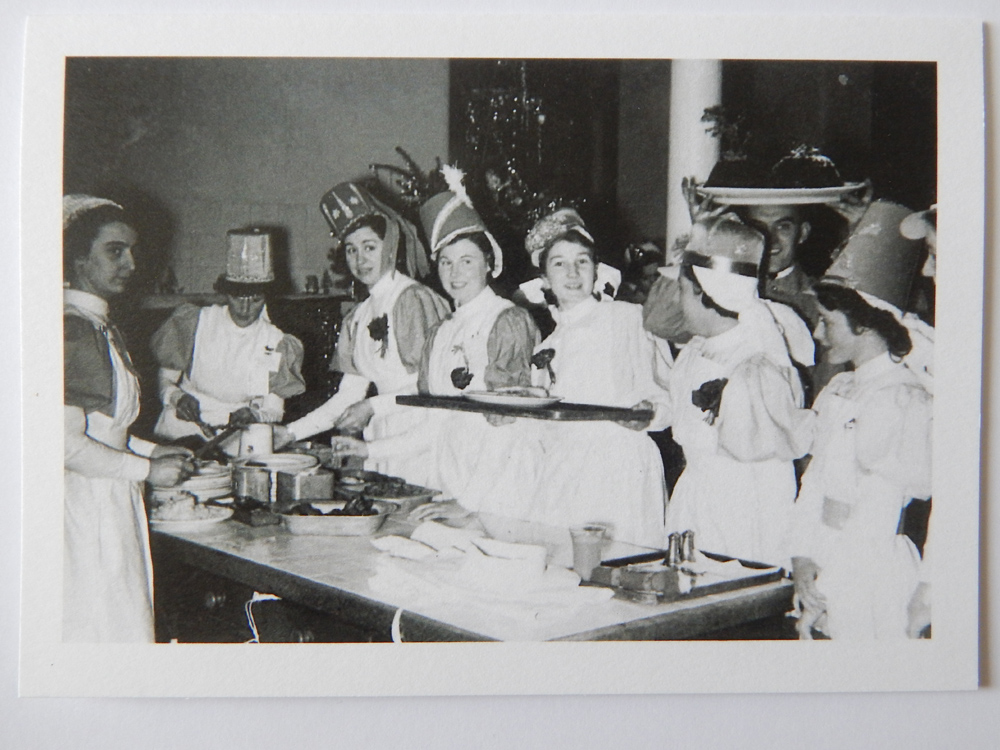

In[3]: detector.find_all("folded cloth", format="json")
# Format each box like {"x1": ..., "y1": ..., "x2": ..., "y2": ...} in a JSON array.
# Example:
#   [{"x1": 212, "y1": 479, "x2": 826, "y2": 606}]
[{"x1": 409, "y1": 520, "x2": 485, "y2": 553}]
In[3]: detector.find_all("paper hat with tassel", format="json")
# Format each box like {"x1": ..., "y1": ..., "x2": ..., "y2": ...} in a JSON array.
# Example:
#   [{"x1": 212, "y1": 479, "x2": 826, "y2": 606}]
[
  {"x1": 822, "y1": 200, "x2": 923, "y2": 311},
  {"x1": 216, "y1": 228, "x2": 275, "y2": 295},
  {"x1": 418, "y1": 165, "x2": 503, "y2": 277},
  {"x1": 320, "y1": 181, "x2": 430, "y2": 279}
]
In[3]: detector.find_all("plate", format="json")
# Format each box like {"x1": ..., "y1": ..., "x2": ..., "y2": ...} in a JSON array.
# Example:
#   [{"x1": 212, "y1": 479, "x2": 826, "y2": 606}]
[
  {"x1": 150, "y1": 506, "x2": 234, "y2": 532},
  {"x1": 233, "y1": 453, "x2": 320, "y2": 473},
  {"x1": 463, "y1": 391, "x2": 564, "y2": 408},
  {"x1": 695, "y1": 183, "x2": 866, "y2": 205}
]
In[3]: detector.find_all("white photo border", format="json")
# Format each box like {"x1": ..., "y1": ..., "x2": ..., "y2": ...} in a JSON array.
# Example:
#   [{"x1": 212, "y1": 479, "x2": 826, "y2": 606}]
[{"x1": 19, "y1": 12, "x2": 984, "y2": 696}]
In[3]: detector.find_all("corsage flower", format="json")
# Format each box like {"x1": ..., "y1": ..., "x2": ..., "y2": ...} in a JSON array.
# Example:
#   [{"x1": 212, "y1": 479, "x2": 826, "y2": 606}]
[
  {"x1": 450, "y1": 344, "x2": 473, "y2": 390},
  {"x1": 691, "y1": 377, "x2": 728, "y2": 425},
  {"x1": 531, "y1": 348, "x2": 557, "y2": 385},
  {"x1": 368, "y1": 314, "x2": 389, "y2": 357}
]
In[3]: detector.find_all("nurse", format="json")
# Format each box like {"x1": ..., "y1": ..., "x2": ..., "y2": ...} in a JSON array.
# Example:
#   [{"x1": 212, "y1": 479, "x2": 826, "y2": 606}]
[
  {"x1": 277, "y1": 183, "x2": 450, "y2": 486},
  {"x1": 335, "y1": 167, "x2": 543, "y2": 517},
  {"x1": 63, "y1": 194, "x2": 193, "y2": 642},
  {"x1": 526, "y1": 208, "x2": 673, "y2": 548},
  {"x1": 789, "y1": 201, "x2": 933, "y2": 640},
  {"x1": 151, "y1": 228, "x2": 306, "y2": 453},
  {"x1": 663, "y1": 214, "x2": 812, "y2": 566}
]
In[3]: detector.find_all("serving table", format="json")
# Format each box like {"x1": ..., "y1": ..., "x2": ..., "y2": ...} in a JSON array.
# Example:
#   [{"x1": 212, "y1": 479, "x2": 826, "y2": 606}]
[{"x1": 151, "y1": 512, "x2": 793, "y2": 643}]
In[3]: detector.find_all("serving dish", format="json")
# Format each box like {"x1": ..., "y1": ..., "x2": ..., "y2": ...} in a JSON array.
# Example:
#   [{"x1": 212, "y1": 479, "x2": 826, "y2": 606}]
[
  {"x1": 694, "y1": 183, "x2": 866, "y2": 205},
  {"x1": 280, "y1": 500, "x2": 398, "y2": 536},
  {"x1": 233, "y1": 453, "x2": 320, "y2": 473}
]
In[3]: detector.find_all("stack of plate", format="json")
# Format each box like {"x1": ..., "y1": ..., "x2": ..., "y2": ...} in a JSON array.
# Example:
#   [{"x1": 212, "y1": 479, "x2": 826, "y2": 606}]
[{"x1": 151, "y1": 461, "x2": 234, "y2": 504}]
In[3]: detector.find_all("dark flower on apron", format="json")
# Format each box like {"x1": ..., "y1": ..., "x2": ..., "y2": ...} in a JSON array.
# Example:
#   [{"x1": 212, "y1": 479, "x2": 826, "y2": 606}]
[
  {"x1": 691, "y1": 377, "x2": 728, "y2": 425},
  {"x1": 367, "y1": 314, "x2": 389, "y2": 357},
  {"x1": 531, "y1": 348, "x2": 557, "y2": 385}
]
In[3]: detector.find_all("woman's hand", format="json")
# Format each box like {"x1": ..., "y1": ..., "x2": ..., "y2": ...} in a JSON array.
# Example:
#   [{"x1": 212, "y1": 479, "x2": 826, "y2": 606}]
[
  {"x1": 681, "y1": 176, "x2": 728, "y2": 223},
  {"x1": 485, "y1": 413, "x2": 517, "y2": 427},
  {"x1": 330, "y1": 436, "x2": 369, "y2": 460},
  {"x1": 150, "y1": 444, "x2": 194, "y2": 460},
  {"x1": 829, "y1": 178, "x2": 875, "y2": 232},
  {"x1": 791, "y1": 556, "x2": 827, "y2": 638},
  {"x1": 408, "y1": 499, "x2": 470, "y2": 522},
  {"x1": 146, "y1": 454, "x2": 195, "y2": 487},
  {"x1": 228, "y1": 406, "x2": 258, "y2": 428},
  {"x1": 617, "y1": 400, "x2": 654, "y2": 431},
  {"x1": 334, "y1": 400, "x2": 375, "y2": 434},
  {"x1": 175, "y1": 393, "x2": 202, "y2": 423}
]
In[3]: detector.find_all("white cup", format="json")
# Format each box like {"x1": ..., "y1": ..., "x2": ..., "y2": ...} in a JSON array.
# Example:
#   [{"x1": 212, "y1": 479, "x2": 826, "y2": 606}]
[{"x1": 239, "y1": 423, "x2": 274, "y2": 457}]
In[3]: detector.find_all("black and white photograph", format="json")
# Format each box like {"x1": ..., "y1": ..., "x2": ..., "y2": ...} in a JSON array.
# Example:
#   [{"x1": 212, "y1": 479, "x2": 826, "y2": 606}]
[{"x1": 16, "y1": 11, "x2": 984, "y2": 703}]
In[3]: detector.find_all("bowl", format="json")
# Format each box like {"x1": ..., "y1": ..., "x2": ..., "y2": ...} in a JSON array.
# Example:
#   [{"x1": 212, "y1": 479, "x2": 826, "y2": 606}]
[{"x1": 280, "y1": 500, "x2": 398, "y2": 536}]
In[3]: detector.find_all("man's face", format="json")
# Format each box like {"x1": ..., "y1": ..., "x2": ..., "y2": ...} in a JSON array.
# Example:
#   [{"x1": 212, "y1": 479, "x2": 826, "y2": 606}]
[{"x1": 744, "y1": 204, "x2": 810, "y2": 273}]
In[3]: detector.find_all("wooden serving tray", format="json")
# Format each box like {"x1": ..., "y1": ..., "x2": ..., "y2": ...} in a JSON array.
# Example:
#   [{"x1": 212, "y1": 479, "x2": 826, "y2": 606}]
[
  {"x1": 590, "y1": 550, "x2": 785, "y2": 604},
  {"x1": 396, "y1": 394, "x2": 655, "y2": 422}
]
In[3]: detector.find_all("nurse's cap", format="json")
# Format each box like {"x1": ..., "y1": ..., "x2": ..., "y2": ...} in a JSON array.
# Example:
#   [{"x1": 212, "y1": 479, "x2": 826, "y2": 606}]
[
  {"x1": 418, "y1": 164, "x2": 503, "y2": 277},
  {"x1": 63, "y1": 194, "x2": 122, "y2": 229},
  {"x1": 682, "y1": 213, "x2": 764, "y2": 314},
  {"x1": 320, "y1": 182, "x2": 382, "y2": 240},
  {"x1": 216, "y1": 227, "x2": 275, "y2": 296},
  {"x1": 822, "y1": 200, "x2": 923, "y2": 311}
]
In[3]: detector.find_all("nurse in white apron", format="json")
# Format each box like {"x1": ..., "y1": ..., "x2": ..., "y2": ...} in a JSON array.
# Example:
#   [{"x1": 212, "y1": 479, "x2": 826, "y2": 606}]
[
  {"x1": 331, "y1": 168, "x2": 543, "y2": 515},
  {"x1": 789, "y1": 202, "x2": 933, "y2": 640},
  {"x1": 62, "y1": 195, "x2": 193, "y2": 642},
  {"x1": 151, "y1": 229, "x2": 305, "y2": 454},
  {"x1": 279, "y1": 183, "x2": 449, "y2": 486}
]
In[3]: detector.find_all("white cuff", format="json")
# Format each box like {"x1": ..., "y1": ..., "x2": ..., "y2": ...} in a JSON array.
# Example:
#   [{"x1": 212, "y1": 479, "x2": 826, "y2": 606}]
[
  {"x1": 286, "y1": 374, "x2": 370, "y2": 441},
  {"x1": 127, "y1": 435, "x2": 157, "y2": 458}
]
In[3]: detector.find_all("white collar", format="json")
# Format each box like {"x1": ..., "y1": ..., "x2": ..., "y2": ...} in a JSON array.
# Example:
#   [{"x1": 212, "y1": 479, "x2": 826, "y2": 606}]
[
  {"x1": 452, "y1": 285, "x2": 498, "y2": 317},
  {"x1": 553, "y1": 294, "x2": 599, "y2": 326},
  {"x1": 852, "y1": 351, "x2": 897, "y2": 383},
  {"x1": 64, "y1": 288, "x2": 109, "y2": 320},
  {"x1": 772, "y1": 264, "x2": 797, "y2": 281}
]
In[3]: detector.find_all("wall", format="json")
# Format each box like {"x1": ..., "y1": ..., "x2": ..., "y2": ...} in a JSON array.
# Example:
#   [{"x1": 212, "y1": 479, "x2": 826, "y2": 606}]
[
  {"x1": 616, "y1": 60, "x2": 672, "y2": 246},
  {"x1": 65, "y1": 58, "x2": 450, "y2": 293}
]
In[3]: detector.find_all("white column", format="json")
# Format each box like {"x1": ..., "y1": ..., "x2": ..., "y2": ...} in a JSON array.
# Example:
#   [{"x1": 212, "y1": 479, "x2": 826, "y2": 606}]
[{"x1": 666, "y1": 60, "x2": 723, "y2": 252}]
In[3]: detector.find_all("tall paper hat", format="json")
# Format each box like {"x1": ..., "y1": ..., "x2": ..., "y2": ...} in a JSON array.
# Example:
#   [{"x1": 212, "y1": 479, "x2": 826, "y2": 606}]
[
  {"x1": 320, "y1": 181, "x2": 430, "y2": 279},
  {"x1": 823, "y1": 201, "x2": 922, "y2": 311},
  {"x1": 216, "y1": 228, "x2": 274, "y2": 295},
  {"x1": 418, "y1": 165, "x2": 503, "y2": 277},
  {"x1": 683, "y1": 214, "x2": 765, "y2": 313},
  {"x1": 320, "y1": 183, "x2": 383, "y2": 240}
]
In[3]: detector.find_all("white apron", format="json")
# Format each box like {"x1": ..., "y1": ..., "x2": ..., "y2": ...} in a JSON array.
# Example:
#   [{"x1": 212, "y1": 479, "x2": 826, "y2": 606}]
[
  {"x1": 64, "y1": 305, "x2": 155, "y2": 643},
  {"x1": 530, "y1": 299, "x2": 668, "y2": 548},
  {"x1": 664, "y1": 317, "x2": 802, "y2": 567},
  {"x1": 352, "y1": 274, "x2": 435, "y2": 483},
  {"x1": 425, "y1": 288, "x2": 543, "y2": 517},
  {"x1": 795, "y1": 361, "x2": 928, "y2": 640},
  {"x1": 154, "y1": 304, "x2": 284, "y2": 453}
]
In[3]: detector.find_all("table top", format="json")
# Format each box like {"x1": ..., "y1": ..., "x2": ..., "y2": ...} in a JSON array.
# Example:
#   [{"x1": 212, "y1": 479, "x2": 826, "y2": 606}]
[{"x1": 153, "y1": 512, "x2": 793, "y2": 642}]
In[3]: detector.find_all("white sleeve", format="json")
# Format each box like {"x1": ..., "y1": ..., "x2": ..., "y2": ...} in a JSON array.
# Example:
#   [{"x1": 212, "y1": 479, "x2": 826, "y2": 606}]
[
  {"x1": 285, "y1": 373, "x2": 371, "y2": 441},
  {"x1": 158, "y1": 367, "x2": 185, "y2": 407},
  {"x1": 65, "y1": 405, "x2": 150, "y2": 482},
  {"x1": 127, "y1": 435, "x2": 157, "y2": 458}
]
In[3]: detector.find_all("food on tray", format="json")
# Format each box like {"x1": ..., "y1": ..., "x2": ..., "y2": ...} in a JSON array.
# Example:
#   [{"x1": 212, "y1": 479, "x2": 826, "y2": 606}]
[
  {"x1": 493, "y1": 385, "x2": 550, "y2": 398},
  {"x1": 151, "y1": 491, "x2": 220, "y2": 522},
  {"x1": 288, "y1": 495, "x2": 377, "y2": 517}
]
